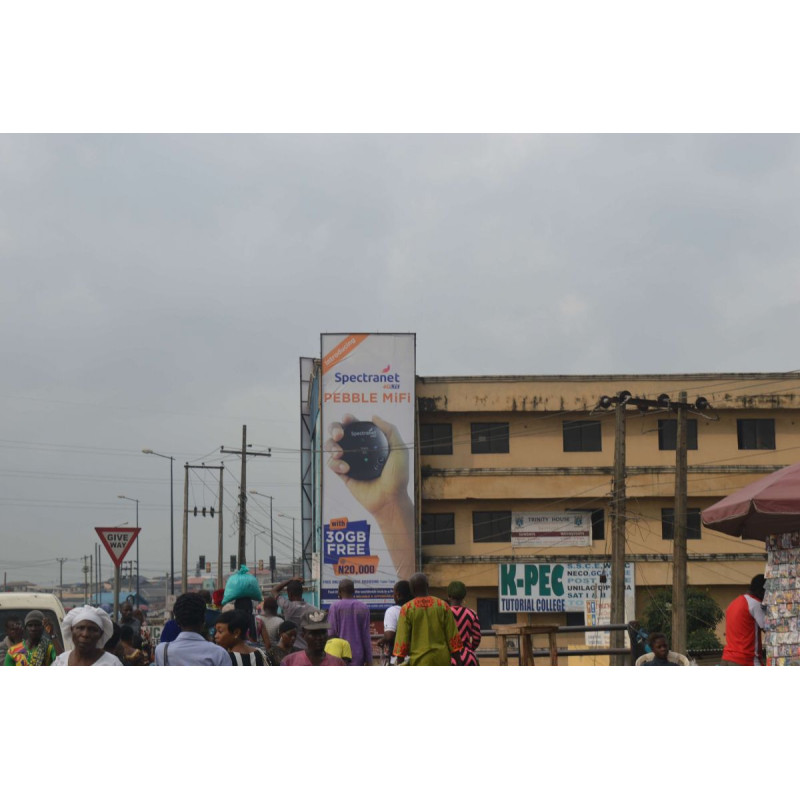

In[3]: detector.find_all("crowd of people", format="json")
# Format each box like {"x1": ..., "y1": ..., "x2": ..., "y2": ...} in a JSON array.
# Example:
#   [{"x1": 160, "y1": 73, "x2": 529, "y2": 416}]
[
  {"x1": 2, "y1": 570, "x2": 770, "y2": 667},
  {"x1": 0, "y1": 572, "x2": 482, "y2": 667}
]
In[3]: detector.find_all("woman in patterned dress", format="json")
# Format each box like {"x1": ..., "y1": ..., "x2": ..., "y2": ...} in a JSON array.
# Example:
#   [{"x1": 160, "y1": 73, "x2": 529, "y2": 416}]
[
  {"x1": 4, "y1": 611, "x2": 58, "y2": 666},
  {"x1": 447, "y1": 581, "x2": 482, "y2": 666},
  {"x1": 214, "y1": 609, "x2": 269, "y2": 666}
]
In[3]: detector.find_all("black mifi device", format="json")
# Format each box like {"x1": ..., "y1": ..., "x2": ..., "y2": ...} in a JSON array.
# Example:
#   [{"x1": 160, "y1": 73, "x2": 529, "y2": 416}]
[{"x1": 338, "y1": 420, "x2": 390, "y2": 481}]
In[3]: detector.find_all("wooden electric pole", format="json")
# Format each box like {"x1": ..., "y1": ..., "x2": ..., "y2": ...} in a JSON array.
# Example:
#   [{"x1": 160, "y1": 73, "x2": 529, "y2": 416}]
[
  {"x1": 218, "y1": 467, "x2": 224, "y2": 590},
  {"x1": 220, "y1": 425, "x2": 271, "y2": 569},
  {"x1": 610, "y1": 396, "x2": 628, "y2": 666},
  {"x1": 597, "y1": 389, "x2": 714, "y2": 663},
  {"x1": 239, "y1": 425, "x2": 247, "y2": 568},
  {"x1": 56, "y1": 557, "x2": 67, "y2": 601},
  {"x1": 672, "y1": 391, "x2": 689, "y2": 656}
]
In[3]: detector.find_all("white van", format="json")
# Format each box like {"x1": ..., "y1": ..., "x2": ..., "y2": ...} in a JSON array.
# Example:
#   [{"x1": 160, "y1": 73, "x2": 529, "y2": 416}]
[{"x1": 0, "y1": 592, "x2": 67, "y2": 651}]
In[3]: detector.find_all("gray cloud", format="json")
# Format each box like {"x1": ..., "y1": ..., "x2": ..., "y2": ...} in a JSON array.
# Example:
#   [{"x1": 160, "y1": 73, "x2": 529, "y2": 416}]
[{"x1": 2, "y1": 134, "x2": 799, "y2": 586}]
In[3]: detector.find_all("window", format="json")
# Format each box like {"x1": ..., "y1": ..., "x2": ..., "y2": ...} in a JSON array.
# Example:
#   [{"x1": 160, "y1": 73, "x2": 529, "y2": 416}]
[
  {"x1": 421, "y1": 513, "x2": 455, "y2": 545},
  {"x1": 420, "y1": 423, "x2": 453, "y2": 455},
  {"x1": 565, "y1": 612, "x2": 585, "y2": 626},
  {"x1": 477, "y1": 597, "x2": 516, "y2": 628},
  {"x1": 737, "y1": 419, "x2": 775, "y2": 450},
  {"x1": 472, "y1": 510, "x2": 512, "y2": 543},
  {"x1": 471, "y1": 422, "x2": 509, "y2": 454},
  {"x1": 661, "y1": 508, "x2": 702, "y2": 540},
  {"x1": 658, "y1": 418, "x2": 698, "y2": 450},
  {"x1": 563, "y1": 420, "x2": 602, "y2": 452},
  {"x1": 566, "y1": 508, "x2": 605, "y2": 541}
]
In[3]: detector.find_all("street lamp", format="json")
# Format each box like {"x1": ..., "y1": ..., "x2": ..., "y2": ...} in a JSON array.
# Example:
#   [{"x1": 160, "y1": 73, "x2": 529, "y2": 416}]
[
  {"x1": 142, "y1": 448, "x2": 175, "y2": 595},
  {"x1": 277, "y1": 513, "x2": 297, "y2": 574},
  {"x1": 117, "y1": 495, "x2": 140, "y2": 608},
  {"x1": 249, "y1": 490, "x2": 274, "y2": 582}
]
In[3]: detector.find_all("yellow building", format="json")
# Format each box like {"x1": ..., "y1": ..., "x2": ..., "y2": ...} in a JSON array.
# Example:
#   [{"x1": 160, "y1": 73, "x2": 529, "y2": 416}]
[
  {"x1": 416, "y1": 373, "x2": 796, "y2": 657},
  {"x1": 301, "y1": 356, "x2": 796, "y2": 661}
]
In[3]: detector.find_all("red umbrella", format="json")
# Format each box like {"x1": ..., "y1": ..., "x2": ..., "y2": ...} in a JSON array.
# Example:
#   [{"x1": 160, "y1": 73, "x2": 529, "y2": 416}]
[{"x1": 702, "y1": 461, "x2": 800, "y2": 540}]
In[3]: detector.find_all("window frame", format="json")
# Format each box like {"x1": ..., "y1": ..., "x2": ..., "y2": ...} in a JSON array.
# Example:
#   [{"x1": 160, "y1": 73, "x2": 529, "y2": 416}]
[
  {"x1": 565, "y1": 508, "x2": 605, "y2": 541},
  {"x1": 658, "y1": 418, "x2": 698, "y2": 451},
  {"x1": 562, "y1": 420, "x2": 602, "y2": 452},
  {"x1": 421, "y1": 512, "x2": 455, "y2": 546},
  {"x1": 477, "y1": 597, "x2": 516, "y2": 629},
  {"x1": 471, "y1": 422, "x2": 510, "y2": 454},
  {"x1": 661, "y1": 507, "x2": 702, "y2": 540},
  {"x1": 419, "y1": 423, "x2": 453, "y2": 455},
  {"x1": 472, "y1": 510, "x2": 512, "y2": 543},
  {"x1": 737, "y1": 419, "x2": 776, "y2": 450}
]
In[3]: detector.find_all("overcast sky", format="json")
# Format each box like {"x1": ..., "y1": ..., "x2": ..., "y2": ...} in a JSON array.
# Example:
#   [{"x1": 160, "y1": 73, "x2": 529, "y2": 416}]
[{"x1": 2, "y1": 133, "x2": 799, "y2": 588}]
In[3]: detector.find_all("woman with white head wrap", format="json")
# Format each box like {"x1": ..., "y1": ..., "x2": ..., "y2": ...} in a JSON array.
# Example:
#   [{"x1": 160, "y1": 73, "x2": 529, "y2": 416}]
[{"x1": 52, "y1": 606, "x2": 123, "y2": 666}]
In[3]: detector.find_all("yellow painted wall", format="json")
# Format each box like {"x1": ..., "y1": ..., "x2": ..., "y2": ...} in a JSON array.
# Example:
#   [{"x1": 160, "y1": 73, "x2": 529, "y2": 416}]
[{"x1": 417, "y1": 374, "x2": 787, "y2": 659}]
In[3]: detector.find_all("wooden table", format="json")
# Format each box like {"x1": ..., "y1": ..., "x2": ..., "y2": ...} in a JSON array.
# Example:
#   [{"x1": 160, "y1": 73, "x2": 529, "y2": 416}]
[{"x1": 492, "y1": 624, "x2": 560, "y2": 666}]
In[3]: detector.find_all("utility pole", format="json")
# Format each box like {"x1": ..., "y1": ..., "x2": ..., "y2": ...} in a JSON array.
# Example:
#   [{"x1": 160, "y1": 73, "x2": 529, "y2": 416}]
[
  {"x1": 56, "y1": 558, "x2": 64, "y2": 601},
  {"x1": 269, "y1": 495, "x2": 274, "y2": 582},
  {"x1": 82, "y1": 556, "x2": 89, "y2": 604},
  {"x1": 239, "y1": 425, "x2": 246, "y2": 569},
  {"x1": 182, "y1": 462, "x2": 189, "y2": 593},
  {"x1": 56, "y1": 558, "x2": 67, "y2": 601},
  {"x1": 610, "y1": 394, "x2": 628, "y2": 666},
  {"x1": 182, "y1": 463, "x2": 224, "y2": 592},
  {"x1": 597, "y1": 390, "x2": 715, "y2": 664},
  {"x1": 218, "y1": 467, "x2": 224, "y2": 591},
  {"x1": 672, "y1": 391, "x2": 689, "y2": 656},
  {"x1": 220, "y1": 425, "x2": 271, "y2": 568},
  {"x1": 279, "y1": 514, "x2": 296, "y2": 574}
]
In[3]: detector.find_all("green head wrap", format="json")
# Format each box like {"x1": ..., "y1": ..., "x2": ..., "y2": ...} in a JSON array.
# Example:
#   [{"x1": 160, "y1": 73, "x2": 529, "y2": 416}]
[{"x1": 447, "y1": 581, "x2": 467, "y2": 601}]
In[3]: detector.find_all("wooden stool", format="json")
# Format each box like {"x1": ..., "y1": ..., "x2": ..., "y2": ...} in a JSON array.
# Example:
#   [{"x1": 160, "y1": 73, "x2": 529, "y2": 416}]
[{"x1": 492, "y1": 624, "x2": 559, "y2": 665}]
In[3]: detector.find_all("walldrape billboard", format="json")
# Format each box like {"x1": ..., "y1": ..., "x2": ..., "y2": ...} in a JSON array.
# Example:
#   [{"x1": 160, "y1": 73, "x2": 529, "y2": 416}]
[{"x1": 320, "y1": 333, "x2": 416, "y2": 609}]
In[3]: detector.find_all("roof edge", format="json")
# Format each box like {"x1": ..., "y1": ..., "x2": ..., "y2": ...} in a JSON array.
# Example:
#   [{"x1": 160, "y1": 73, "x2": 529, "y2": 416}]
[{"x1": 417, "y1": 372, "x2": 799, "y2": 384}]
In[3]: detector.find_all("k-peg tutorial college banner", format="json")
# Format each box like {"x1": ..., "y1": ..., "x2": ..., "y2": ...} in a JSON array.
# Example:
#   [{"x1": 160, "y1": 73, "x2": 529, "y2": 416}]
[{"x1": 320, "y1": 333, "x2": 416, "y2": 609}]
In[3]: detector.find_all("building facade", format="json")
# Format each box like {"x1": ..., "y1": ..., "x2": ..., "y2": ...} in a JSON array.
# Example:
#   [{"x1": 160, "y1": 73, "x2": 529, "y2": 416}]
[{"x1": 303, "y1": 360, "x2": 796, "y2": 657}]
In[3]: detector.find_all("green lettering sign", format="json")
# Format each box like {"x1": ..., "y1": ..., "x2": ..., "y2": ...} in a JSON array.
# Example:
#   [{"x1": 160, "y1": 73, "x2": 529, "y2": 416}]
[
  {"x1": 500, "y1": 564, "x2": 517, "y2": 596},
  {"x1": 552, "y1": 564, "x2": 565, "y2": 596},
  {"x1": 524, "y1": 564, "x2": 538, "y2": 593},
  {"x1": 540, "y1": 564, "x2": 551, "y2": 595}
]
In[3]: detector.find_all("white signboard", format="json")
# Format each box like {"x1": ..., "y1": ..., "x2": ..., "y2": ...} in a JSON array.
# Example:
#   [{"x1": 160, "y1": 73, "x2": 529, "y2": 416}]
[
  {"x1": 320, "y1": 333, "x2": 416, "y2": 609},
  {"x1": 511, "y1": 512, "x2": 591, "y2": 548},
  {"x1": 498, "y1": 561, "x2": 635, "y2": 645}
]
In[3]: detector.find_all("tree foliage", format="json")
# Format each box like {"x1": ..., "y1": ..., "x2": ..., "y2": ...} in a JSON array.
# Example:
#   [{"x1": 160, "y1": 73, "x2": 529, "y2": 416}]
[{"x1": 641, "y1": 588, "x2": 724, "y2": 651}]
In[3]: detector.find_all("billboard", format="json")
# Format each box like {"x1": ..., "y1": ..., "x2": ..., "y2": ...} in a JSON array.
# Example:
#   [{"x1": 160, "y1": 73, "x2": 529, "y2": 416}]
[
  {"x1": 320, "y1": 333, "x2": 416, "y2": 609},
  {"x1": 511, "y1": 512, "x2": 591, "y2": 548}
]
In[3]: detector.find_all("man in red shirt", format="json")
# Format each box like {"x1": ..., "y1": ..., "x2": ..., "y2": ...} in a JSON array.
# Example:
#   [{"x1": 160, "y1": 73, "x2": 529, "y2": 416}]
[{"x1": 721, "y1": 574, "x2": 766, "y2": 666}]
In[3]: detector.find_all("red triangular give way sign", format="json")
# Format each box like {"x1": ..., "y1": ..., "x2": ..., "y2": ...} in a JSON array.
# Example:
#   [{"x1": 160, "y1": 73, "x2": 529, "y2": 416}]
[{"x1": 95, "y1": 527, "x2": 140, "y2": 568}]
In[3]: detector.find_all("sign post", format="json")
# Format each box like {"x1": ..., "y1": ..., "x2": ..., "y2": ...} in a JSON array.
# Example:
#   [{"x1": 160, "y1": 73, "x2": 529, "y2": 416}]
[{"x1": 95, "y1": 527, "x2": 140, "y2": 621}]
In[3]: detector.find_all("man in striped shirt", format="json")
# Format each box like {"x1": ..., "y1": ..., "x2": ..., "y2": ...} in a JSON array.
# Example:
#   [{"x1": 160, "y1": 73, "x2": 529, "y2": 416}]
[{"x1": 721, "y1": 574, "x2": 766, "y2": 666}]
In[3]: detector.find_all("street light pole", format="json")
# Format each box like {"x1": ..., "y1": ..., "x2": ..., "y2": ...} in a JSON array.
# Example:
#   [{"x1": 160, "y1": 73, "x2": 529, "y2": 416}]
[
  {"x1": 118, "y1": 495, "x2": 140, "y2": 608},
  {"x1": 249, "y1": 490, "x2": 275, "y2": 581},
  {"x1": 143, "y1": 449, "x2": 176, "y2": 595},
  {"x1": 278, "y1": 514, "x2": 297, "y2": 574}
]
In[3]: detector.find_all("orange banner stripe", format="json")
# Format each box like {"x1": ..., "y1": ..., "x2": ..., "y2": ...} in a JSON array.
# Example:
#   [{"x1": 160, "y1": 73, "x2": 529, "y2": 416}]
[{"x1": 322, "y1": 333, "x2": 369, "y2": 374}]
